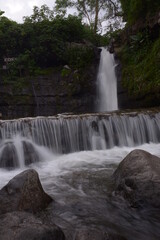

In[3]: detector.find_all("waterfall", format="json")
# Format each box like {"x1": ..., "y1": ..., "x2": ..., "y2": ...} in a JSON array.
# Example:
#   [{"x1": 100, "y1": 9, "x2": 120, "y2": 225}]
[
  {"x1": 0, "y1": 111, "x2": 159, "y2": 168},
  {"x1": 97, "y1": 47, "x2": 118, "y2": 112}
]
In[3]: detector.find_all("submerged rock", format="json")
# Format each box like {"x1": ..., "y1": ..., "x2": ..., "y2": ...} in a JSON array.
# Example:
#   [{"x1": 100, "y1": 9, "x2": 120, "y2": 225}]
[
  {"x1": 0, "y1": 169, "x2": 52, "y2": 214},
  {"x1": 0, "y1": 211, "x2": 65, "y2": 240},
  {"x1": 112, "y1": 149, "x2": 160, "y2": 208}
]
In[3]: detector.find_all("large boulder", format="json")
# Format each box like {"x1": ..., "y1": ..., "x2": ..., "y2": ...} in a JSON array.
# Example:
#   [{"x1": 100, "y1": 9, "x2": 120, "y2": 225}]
[
  {"x1": 0, "y1": 211, "x2": 65, "y2": 240},
  {"x1": 112, "y1": 149, "x2": 160, "y2": 208},
  {"x1": 75, "y1": 229, "x2": 127, "y2": 240},
  {"x1": 75, "y1": 229, "x2": 108, "y2": 240},
  {"x1": 0, "y1": 169, "x2": 52, "y2": 214}
]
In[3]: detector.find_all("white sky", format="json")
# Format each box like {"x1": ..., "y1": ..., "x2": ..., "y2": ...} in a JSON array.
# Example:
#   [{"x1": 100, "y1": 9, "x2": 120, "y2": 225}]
[{"x1": 0, "y1": 0, "x2": 56, "y2": 22}]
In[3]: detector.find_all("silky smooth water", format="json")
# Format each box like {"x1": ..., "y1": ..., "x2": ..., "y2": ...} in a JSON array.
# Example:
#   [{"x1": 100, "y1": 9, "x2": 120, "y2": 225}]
[
  {"x1": 0, "y1": 112, "x2": 160, "y2": 239},
  {"x1": 97, "y1": 47, "x2": 118, "y2": 111},
  {"x1": 0, "y1": 112, "x2": 159, "y2": 157},
  {"x1": 0, "y1": 140, "x2": 160, "y2": 239}
]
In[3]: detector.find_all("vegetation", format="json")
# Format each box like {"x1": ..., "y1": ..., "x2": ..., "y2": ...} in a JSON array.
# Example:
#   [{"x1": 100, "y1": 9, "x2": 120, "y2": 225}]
[
  {"x1": 120, "y1": 0, "x2": 160, "y2": 24},
  {"x1": 0, "y1": 0, "x2": 160, "y2": 107},
  {"x1": 117, "y1": 0, "x2": 160, "y2": 100},
  {"x1": 55, "y1": 0, "x2": 122, "y2": 33},
  {"x1": 0, "y1": 5, "x2": 106, "y2": 83},
  {"x1": 121, "y1": 35, "x2": 160, "y2": 96}
]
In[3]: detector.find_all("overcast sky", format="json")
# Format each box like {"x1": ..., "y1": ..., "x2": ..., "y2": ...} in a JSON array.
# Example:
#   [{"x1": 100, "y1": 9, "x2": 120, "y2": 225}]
[{"x1": 0, "y1": 0, "x2": 56, "y2": 22}]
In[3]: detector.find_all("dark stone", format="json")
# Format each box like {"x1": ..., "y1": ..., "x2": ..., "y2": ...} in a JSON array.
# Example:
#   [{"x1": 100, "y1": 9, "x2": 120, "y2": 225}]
[
  {"x1": 23, "y1": 141, "x2": 40, "y2": 165},
  {"x1": 75, "y1": 229, "x2": 127, "y2": 240},
  {"x1": 0, "y1": 211, "x2": 65, "y2": 240},
  {"x1": 0, "y1": 141, "x2": 19, "y2": 168},
  {"x1": 112, "y1": 149, "x2": 160, "y2": 208},
  {"x1": 0, "y1": 169, "x2": 52, "y2": 214},
  {"x1": 75, "y1": 229, "x2": 109, "y2": 240},
  {"x1": 108, "y1": 40, "x2": 114, "y2": 54}
]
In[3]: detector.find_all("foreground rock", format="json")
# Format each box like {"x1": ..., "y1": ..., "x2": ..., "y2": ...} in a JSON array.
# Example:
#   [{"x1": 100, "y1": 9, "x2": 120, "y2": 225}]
[
  {"x1": 0, "y1": 211, "x2": 65, "y2": 240},
  {"x1": 75, "y1": 229, "x2": 127, "y2": 240},
  {"x1": 0, "y1": 169, "x2": 52, "y2": 214},
  {"x1": 112, "y1": 149, "x2": 160, "y2": 208}
]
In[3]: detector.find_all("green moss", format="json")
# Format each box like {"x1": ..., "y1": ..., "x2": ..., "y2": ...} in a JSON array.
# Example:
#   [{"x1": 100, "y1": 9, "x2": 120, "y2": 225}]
[
  {"x1": 2, "y1": 93, "x2": 32, "y2": 105},
  {"x1": 120, "y1": 35, "x2": 160, "y2": 97},
  {"x1": 12, "y1": 78, "x2": 29, "y2": 92},
  {"x1": 64, "y1": 46, "x2": 94, "y2": 71},
  {"x1": 61, "y1": 68, "x2": 71, "y2": 77},
  {"x1": 34, "y1": 67, "x2": 57, "y2": 76}
]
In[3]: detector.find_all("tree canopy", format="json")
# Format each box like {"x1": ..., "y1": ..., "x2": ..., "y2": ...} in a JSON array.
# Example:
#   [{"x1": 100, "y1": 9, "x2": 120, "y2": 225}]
[
  {"x1": 55, "y1": 0, "x2": 122, "y2": 33},
  {"x1": 0, "y1": 5, "x2": 106, "y2": 80}
]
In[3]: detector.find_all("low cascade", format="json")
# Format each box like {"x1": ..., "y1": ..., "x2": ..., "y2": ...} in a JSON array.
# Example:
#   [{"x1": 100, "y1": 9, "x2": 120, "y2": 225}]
[
  {"x1": 0, "y1": 112, "x2": 159, "y2": 167},
  {"x1": 0, "y1": 136, "x2": 41, "y2": 168},
  {"x1": 97, "y1": 47, "x2": 118, "y2": 112}
]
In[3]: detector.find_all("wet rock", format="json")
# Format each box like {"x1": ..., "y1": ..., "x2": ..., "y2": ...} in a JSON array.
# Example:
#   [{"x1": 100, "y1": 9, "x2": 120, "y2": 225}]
[
  {"x1": 75, "y1": 229, "x2": 127, "y2": 240},
  {"x1": 0, "y1": 141, "x2": 40, "y2": 169},
  {"x1": 112, "y1": 149, "x2": 160, "y2": 208},
  {"x1": 0, "y1": 141, "x2": 19, "y2": 168},
  {"x1": 23, "y1": 141, "x2": 40, "y2": 165},
  {"x1": 0, "y1": 169, "x2": 52, "y2": 214},
  {"x1": 75, "y1": 229, "x2": 109, "y2": 240},
  {"x1": 0, "y1": 211, "x2": 65, "y2": 240}
]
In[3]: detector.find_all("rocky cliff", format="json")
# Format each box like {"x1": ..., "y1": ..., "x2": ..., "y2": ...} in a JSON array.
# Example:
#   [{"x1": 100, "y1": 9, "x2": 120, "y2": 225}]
[
  {"x1": 0, "y1": 47, "x2": 100, "y2": 119},
  {"x1": 113, "y1": 10, "x2": 160, "y2": 109}
]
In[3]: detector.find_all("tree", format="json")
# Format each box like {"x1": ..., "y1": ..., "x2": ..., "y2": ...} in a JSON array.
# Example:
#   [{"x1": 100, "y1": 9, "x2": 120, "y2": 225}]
[
  {"x1": 0, "y1": 10, "x2": 4, "y2": 17},
  {"x1": 120, "y1": 0, "x2": 160, "y2": 24},
  {"x1": 23, "y1": 4, "x2": 54, "y2": 23},
  {"x1": 0, "y1": 16, "x2": 23, "y2": 61},
  {"x1": 55, "y1": 0, "x2": 121, "y2": 33}
]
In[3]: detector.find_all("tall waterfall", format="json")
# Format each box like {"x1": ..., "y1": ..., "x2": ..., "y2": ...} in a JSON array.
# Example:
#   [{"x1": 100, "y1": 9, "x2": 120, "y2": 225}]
[
  {"x1": 97, "y1": 47, "x2": 118, "y2": 112},
  {"x1": 0, "y1": 111, "x2": 160, "y2": 168}
]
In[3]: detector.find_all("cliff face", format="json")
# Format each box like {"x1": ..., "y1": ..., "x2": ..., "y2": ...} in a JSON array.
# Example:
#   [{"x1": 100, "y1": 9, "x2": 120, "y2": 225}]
[
  {"x1": 0, "y1": 49, "x2": 100, "y2": 119},
  {"x1": 113, "y1": 10, "x2": 160, "y2": 110},
  {"x1": 115, "y1": 57, "x2": 160, "y2": 110}
]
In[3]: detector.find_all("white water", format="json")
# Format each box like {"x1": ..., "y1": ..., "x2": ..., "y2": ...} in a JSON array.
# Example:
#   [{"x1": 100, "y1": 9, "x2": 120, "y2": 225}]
[
  {"x1": 0, "y1": 112, "x2": 159, "y2": 155},
  {"x1": 0, "y1": 141, "x2": 160, "y2": 193},
  {"x1": 0, "y1": 115, "x2": 160, "y2": 239},
  {"x1": 97, "y1": 47, "x2": 118, "y2": 112}
]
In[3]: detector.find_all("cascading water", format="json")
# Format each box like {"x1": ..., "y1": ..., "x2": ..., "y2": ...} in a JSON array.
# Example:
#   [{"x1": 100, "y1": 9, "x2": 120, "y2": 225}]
[
  {"x1": 0, "y1": 111, "x2": 159, "y2": 167},
  {"x1": 97, "y1": 47, "x2": 118, "y2": 112},
  {"x1": 0, "y1": 111, "x2": 160, "y2": 239}
]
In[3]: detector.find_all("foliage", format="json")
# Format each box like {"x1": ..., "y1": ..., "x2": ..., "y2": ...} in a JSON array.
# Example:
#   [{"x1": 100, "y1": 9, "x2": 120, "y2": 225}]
[
  {"x1": 117, "y1": 0, "x2": 160, "y2": 102},
  {"x1": 0, "y1": 17, "x2": 22, "y2": 64},
  {"x1": 23, "y1": 4, "x2": 55, "y2": 23},
  {"x1": 55, "y1": 0, "x2": 121, "y2": 33},
  {"x1": 120, "y1": 0, "x2": 160, "y2": 24},
  {"x1": 121, "y1": 32, "x2": 160, "y2": 96},
  {"x1": 63, "y1": 46, "x2": 94, "y2": 70},
  {"x1": 0, "y1": 5, "x2": 104, "y2": 82},
  {"x1": 61, "y1": 67, "x2": 71, "y2": 77}
]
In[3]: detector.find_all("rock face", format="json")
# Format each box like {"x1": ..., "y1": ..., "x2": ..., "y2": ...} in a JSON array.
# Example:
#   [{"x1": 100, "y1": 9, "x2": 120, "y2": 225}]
[
  {"x1": 0, "y1": 169, "x2": 52, "y2": 214},
  {"x1": 112, "y1": 149, "x2": 160, "y2": 208},
  {"x1": 0, "y1": 211, "x2": 65, "y2": 240},
  {"x1": 0, "y1": 48, "x2": 100, "y2": 119},
  {"x1": 114, "y1": 57, "x2": 160, "y2": 110}
]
